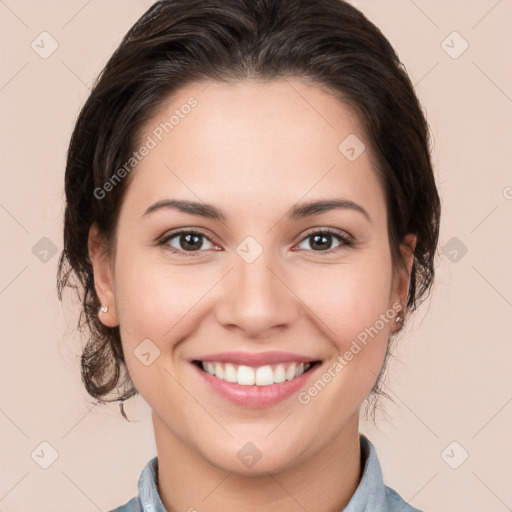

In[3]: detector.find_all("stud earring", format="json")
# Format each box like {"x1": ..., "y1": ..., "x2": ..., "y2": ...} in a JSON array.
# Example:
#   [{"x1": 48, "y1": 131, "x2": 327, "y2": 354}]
[
  {"x1": 395, "y1": 308, "x2": 404, "y2": 326},
  {"x1": 99, "y1": 305, "x2": 109, "y2": 314}
]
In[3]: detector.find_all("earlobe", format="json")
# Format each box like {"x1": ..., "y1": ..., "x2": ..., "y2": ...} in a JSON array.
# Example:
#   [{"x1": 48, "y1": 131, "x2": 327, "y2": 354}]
[{"x1": 88, "y1": 223, "x2": 119, "y2": 327}]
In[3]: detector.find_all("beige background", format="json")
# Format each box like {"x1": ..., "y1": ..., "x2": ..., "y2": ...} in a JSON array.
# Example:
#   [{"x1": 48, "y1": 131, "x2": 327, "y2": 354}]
[{"x1": 1, "y1": 1, "x2": 511, "y2": 511}]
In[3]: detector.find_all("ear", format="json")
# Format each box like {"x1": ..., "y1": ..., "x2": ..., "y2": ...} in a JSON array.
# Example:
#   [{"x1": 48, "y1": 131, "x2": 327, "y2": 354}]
[
  {"x1": 390, "y1": 233, "x2": 417, "y2": 330},
  {"x1": 88, "y1": 223, "x2": 119, "y2": 327}
]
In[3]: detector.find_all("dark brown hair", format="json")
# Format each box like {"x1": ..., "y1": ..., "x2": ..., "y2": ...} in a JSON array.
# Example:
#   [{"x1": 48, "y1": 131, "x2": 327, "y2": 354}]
[{"x1": 57, "y1": 0, "x2": 441, "y2": 419}]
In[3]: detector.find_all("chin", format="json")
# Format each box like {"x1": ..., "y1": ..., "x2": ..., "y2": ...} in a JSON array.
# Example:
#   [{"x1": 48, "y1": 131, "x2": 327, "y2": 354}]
[{"x1": 202, "y1": 436, "x2": 303, "y2": 476}]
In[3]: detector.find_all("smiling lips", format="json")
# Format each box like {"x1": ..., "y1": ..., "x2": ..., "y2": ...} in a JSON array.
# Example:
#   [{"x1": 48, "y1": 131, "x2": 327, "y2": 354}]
[
  {"x1": 194, "y1": 350, "x2": 320, "y2": 385},
  {"x1": 200, "y1": 360, "x2": 313, "y2": 386}
]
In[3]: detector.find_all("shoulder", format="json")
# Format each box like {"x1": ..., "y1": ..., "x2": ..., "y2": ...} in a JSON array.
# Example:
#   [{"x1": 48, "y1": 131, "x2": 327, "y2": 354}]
[
  {"x1": 385, "y1": 485, "x2": 424, "y2": 512},
  {"x1": 106, "y1": 496, "x2": 142, "y2": 512},
  {"x1": 107, "y1": 456, "x2": 165, "y2": 512},
  {"x1": 355, "y1": 435, "x2": 424, "y2": 512}
]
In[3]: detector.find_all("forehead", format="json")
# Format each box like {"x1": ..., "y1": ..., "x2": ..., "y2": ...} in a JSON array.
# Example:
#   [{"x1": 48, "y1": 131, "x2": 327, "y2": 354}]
[{"x1": 126, "y1": 78, "x2": 386, "y2": 223}]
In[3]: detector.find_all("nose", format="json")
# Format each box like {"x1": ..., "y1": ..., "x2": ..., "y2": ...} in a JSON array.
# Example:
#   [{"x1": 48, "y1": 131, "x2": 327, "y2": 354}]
[{"x1": 214, "y1": 249, "x2": 300, "y2": 339}]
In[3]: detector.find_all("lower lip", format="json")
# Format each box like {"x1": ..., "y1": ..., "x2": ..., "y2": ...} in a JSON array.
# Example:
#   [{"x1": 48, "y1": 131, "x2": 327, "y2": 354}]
[{"x1": 192, "y1": 362, "x2": 321, "y2": 408}]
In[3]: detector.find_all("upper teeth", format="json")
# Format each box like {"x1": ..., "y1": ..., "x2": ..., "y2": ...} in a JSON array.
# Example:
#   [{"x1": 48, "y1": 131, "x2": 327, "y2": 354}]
[{"x1": 200, "y1": 361, "x2": 312, "y2": 386}]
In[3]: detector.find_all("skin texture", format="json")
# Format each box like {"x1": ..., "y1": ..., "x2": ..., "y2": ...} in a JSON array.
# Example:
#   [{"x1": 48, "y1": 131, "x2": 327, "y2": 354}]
[{"x1": 89, "y1": 78, "x2": 416, "y2": 512}]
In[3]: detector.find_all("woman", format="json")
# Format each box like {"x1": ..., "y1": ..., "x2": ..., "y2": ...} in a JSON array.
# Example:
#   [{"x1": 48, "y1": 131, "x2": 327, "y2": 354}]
[{"x1": 57, "y1": 0, "x2": 440, "y2": 510}]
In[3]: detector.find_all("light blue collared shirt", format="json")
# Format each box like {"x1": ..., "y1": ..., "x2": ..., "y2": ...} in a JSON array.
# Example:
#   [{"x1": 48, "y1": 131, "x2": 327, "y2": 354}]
[{"x1": 109, "y1": 435, "x2": 422, "y2": 511}]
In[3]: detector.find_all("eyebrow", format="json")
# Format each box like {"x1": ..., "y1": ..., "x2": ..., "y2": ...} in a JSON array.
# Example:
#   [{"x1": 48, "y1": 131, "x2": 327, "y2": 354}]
[{"x1": 142, "y1": 198, "x2": 371, "y2": 223}]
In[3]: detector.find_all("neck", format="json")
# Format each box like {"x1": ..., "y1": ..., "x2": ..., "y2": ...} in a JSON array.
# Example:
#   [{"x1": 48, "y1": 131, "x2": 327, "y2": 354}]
[{"x1": 153, "y1": 411, "x2": 362, "y2": 512}]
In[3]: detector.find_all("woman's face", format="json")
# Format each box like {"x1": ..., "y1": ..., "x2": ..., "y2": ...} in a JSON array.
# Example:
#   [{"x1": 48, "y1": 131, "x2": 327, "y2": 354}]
[{"x1": 90, "y1": 78, "x2": 415, "y2": 475}]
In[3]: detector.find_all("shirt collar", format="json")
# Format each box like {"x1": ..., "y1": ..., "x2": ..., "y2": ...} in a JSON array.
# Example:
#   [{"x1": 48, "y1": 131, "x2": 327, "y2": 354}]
[
  {"x1": 343, "y1": 433, "x2": 389, "y2": 511},
  {"x1": 137, "y1": 434, "x2": 388, "y2": 512},
  {"x1": 138, "y1": 454, "x2": 166, "y2": 512}
]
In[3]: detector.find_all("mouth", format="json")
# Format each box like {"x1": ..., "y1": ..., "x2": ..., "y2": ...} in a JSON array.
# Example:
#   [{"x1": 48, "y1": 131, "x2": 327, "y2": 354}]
[
  {"x1": 189, "y1": 350, "x2": 324, "y2": 408},
  {"x1": 192, "y1": 359, "x2": 322, "y2": 387}
]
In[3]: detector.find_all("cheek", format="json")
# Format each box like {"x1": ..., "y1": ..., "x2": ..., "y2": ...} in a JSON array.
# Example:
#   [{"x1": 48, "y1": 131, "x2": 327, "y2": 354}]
[
  {"x1": 297, "y1": 253, "x2": 393, "y2": 345},
  {"x1": 112, "y1": 254, "x2": 196, "y2": 400},
  {"x1": 296, "y1": 257, "x2": 394, "y2": 412},
  {"x1": 112, "y1": 246, "x2": 215, "y2": 358}
]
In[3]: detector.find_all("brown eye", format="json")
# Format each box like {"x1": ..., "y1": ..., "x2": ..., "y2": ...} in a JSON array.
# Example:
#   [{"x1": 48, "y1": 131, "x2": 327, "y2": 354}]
[
  {"x1": 161, "y1": 230, "x2": 216, "y2": 255},
  {"x1": 297, "y1": 230, "x2": 352, "y2": 253}
]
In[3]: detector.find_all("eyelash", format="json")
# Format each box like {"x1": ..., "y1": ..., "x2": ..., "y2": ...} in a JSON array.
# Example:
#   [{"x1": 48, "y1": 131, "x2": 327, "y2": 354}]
[{"x1": 158, "y1": 228, "x2": 353, "y2": 257}]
